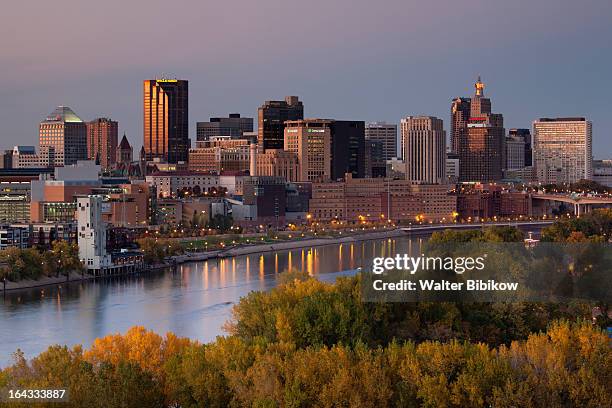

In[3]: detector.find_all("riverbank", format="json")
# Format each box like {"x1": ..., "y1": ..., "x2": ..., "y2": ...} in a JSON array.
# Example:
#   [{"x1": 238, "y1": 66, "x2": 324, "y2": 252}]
[
  {"x1": 1, "y1": 228, "x2": 408, "y2": 293},
  {"x1": 172, "y1": 228, "x2": 408, "y2": 263}
]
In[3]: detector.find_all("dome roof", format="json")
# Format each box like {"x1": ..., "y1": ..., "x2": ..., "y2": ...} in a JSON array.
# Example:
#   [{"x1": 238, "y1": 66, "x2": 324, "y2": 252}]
[{"x1": 43, "y1": 106, "x2": 83, "y2": 123}]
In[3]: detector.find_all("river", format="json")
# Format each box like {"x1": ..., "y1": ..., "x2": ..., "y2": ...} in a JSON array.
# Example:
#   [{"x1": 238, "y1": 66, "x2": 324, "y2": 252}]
[{"x1": 0, "y1": 236, "x2": 428, "y2": 367}]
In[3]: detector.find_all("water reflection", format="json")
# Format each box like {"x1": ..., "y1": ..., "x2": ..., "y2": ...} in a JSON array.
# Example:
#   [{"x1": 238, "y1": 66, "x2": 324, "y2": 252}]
[{"x1": 0, "y1": 237, "x2": 418, "y2": 367}]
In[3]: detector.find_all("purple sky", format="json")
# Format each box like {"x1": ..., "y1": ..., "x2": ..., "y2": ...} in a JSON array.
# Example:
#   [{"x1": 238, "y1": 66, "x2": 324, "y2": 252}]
[{"x1": 1, "y1": 0, "x2": 611, "y2": 157}]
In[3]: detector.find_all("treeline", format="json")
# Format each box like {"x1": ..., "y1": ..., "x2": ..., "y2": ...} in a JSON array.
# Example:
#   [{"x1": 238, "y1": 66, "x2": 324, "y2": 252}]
[
  {"x1": 135, "y1": 237, "x2": 184, "y2": 264},
  {"x1": 542, "y1": 208, "x2": 612, "y2": 242},
  {"x1": 1, "y1": 275, "x2": 610, "y2": 407},
  {"x1": 0, "y1": 240, "x2": 82, "y2": 282}
]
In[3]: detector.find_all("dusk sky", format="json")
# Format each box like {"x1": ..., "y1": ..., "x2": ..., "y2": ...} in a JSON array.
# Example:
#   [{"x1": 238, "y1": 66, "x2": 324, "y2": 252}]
[{"x1": 1, "y1": 0, "x2": 611, "y2": 157}]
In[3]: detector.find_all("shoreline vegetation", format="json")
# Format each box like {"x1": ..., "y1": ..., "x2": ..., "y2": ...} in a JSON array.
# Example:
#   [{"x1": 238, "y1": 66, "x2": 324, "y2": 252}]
[
  {"x1": 1, "y1": 218, "x2": 611, "y2": 406},
  {"x1": 0, "y1": 211, "x2": 604, "y2": 293},
  {"x1": 0, "y1": 228, "x2": 408, "y2": 292},
  {"x1": 1, "y1": 272, "x2": 609, "y2": 407}
]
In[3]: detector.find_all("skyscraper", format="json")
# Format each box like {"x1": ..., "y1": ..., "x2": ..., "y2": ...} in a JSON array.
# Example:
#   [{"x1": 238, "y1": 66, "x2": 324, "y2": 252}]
[
  {"x1": 143, "y1": 79, "x2": 189, "y2": 163},
  {"x1": 450, "y1": 97, "x2": 471, "y2": 154},
  {"x1": 365, "y1": 122, "x2": 397, "y2": 160},
  {"x1": 509, "y1": 128, "x2": 532, "y2": 167},
  {"x1": 401, "y1": 116, "x2": 446, "y2": 184},
  {"x1": 196, "y1": 113, "x2": 253, "y2": 142},
  {"x1": 533, "y1": 117, "x2": 592, "y2": 184},
  {"x1": 329, "y1": 120, "x2": 366, "y2": 180},
  {"x1": 87, "y1": 118, "x2": 118, "y2": 170},
  {"x1": 457, "y1": 77, "x2": 505, "y2": 182},
  {"x1": 39, "y1": 106, "x2": 87, "y2": 166},
  {"x1": 505, "y1": 132, "x2": 525, "y2": 171},
  {"x1": 258, "y1": 96, "x2": 303, "y2": 151},
  {"x1": 284, "y1": 119, "x2": 332, "y2": 182}
]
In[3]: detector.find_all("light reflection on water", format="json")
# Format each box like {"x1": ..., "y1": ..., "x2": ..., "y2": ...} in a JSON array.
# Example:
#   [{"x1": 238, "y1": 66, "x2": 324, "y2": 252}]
[{"x1": 0, "y1": 237, "x2": 423, "y2": 367}]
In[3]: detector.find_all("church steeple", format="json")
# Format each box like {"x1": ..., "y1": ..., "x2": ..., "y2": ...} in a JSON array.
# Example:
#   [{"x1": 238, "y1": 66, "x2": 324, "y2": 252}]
[{"x1": 475, "y1": 75, "x2": 485, "y2": 97}]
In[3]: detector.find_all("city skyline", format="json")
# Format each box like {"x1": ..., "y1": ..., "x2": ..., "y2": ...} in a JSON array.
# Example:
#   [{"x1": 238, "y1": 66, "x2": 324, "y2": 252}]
[{"x1": 1, "y1": 1, "x2": 611, "y2": 157}]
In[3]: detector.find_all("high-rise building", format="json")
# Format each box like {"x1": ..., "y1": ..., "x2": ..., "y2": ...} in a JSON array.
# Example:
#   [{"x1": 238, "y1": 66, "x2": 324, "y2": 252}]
[
  {"x1": 533, "y1": 117, "x2": 593, "y2": 184},
  {"x1": 77, "y1": 195, "x2": 111, "y2": 272},
  {"x1": 505, "y1": 132, "x2": 526, "y2": 171},
  {"x1": 39, "y1": 106, "x2": 87, "y2": 166},
  {"x1": 365, "y1": 122, "x2": 397, "y2": 160},
  {"x1": 508, "y1": 129, "x2": 532, "y2": 167},
  {"x1": 400, "y1": 116, "x2": 446, "y2": 184},
  {"x1": 258, "y1": 96, "x2": 303, "y2": 151},
  {"x1": 450, "y1": 97, "x2": 471, "y2": 154},
  {"x1": 87, "y1": 118, "x2": 118, "y2": 170},
  {"x1": 284, "y1": 119, "x2": 332, "y2": 182},
  {"x1": 196, "y1": 113, "x2": 253, "y2": 142},
  {"x1": 143, "y1": 79, "x2": 189, "y2": 163},
  {"x1": 283, "y1": 119, "x2": 366, "y2": 182},
  {"x1": 457, "y1": 77, "x2": 505, "y2": 182},
  {"x1": 329, "y1": 120, "x2": 366, "y2": 180},
  {"x1": 446, "y1": 151, "x2": 460, "y2": 184},
  {"x1": 365, "y1": 139, "x2": 386, "y2": 178}
]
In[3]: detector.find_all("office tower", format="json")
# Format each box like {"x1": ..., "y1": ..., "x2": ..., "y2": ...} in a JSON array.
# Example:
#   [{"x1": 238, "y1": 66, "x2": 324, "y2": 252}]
[
  {"x1": 505, "y1": 131, "x2": 526, "y2": 171},
  {"x1": 365, "y1": 122, "x2": 397, "y2": 160},
  {"x1": 117, "y1": 134, "x2": 133, "y2": 165},
  {"x1": 457, "y1": 77, "x2": 505, "y2": 182},
  {"x1": 450, "y1": 97, "x2": 471, "y2": 154},
  {"x1": 400, "y1": 116, "x2": 446, "y2": 184},
  {"x1": 39, "y1": 106, "x2": 87, "y2": 166},
  {"x1": 365, "y1": 139, "x2": 386, "y2": 178},
  {"x1": 509, "y1": 128, "x2": 532, "y2": 167},
  {"x1": 87, "y1": 118, "x2": 118, "y2": 170},
  {"x1": 533, "y1": 117, "x2": 593, "y2": 184},
  {"x1": 196, "y1": 113, "x2": 253, "y2": 142},
  {"x1": 329, "y1": 120, "x2": 366, "y2": 180},
  {"x1": 284, "y1": 119, "x2": 332, "y2": 182},
  {"x1": 258, "y1": 96, "x2": 303, "y2": 151},
  {"x1": 143, "y1": 79, "x2": 189, "y2": 163},
  {"x1": 446, "y1": 151, "x2": 460, "y2": 183}
]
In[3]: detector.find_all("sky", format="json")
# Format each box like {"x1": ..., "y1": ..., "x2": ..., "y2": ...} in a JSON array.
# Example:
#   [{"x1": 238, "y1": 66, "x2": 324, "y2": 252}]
[{"x1": 1, "y1": 0, "x2": 611, "y2": 157}]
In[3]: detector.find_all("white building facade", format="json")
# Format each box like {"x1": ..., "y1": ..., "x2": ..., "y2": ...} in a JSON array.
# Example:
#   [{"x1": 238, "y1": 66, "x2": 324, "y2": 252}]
[{"x1": 533, "y1": 118, "x2": 592, "y2": 184}]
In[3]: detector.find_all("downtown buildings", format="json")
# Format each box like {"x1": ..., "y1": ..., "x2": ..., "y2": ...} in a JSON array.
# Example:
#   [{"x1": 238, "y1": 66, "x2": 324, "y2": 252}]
[
  {"x1": 257, "y1": 96, "x2": 303, "y2": 151},
  {"x1": 39, "y1": 106, "x2": 87, "y2": 166},
  {"x1": 308, "y1": 173, "x2": 456, "y2": 223},
  {"x1": 196, "y1": 113, "x2": 253, "y2": 141},
  {"x1": 453, "y1": 77, "x2": 505, "y2": 182},
  {"x1": 400, "y1": 116, "x2": 446, "y2": 184},
  {"x1": 365, "y1": 122, "x2": 397, "y2": 160},
  {"x1": 143, "y1": 79, "x2": 189, "y2": 163},
  {"x1": 533, "y1": 117, "x2": 593, "y2": 184},
  {"x1": 87, "y1": 118, "x2": 118, "y2": 170},
  {"x1": 283, "y1": 119, "x2": 366, "y2": 182}
]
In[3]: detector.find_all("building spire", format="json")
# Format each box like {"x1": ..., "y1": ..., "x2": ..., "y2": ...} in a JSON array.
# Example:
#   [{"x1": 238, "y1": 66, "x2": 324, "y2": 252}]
[{"x1": 475, "y1": 75, "x2": 485, "y2": 97}]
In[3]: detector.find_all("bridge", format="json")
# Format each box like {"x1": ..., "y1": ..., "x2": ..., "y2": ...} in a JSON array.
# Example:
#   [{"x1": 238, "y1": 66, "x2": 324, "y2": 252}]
[
  {"x1": 532, "y1": 193, "x2": 612, "y2": 216},
  {"x1": 401, "y1": 220, "x2": 554, "y2": 234}
]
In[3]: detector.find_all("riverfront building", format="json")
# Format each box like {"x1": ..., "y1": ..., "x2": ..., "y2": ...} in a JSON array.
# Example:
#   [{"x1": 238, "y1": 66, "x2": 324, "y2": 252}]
[{"x1": 308, "y1": 173, "x2": 456, "y2": 223}]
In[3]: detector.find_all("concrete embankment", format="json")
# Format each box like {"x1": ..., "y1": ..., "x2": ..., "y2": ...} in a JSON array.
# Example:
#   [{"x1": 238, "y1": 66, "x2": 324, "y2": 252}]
[{"x1": 173, "y1": 229, "x2": 409, "y2": 264}]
